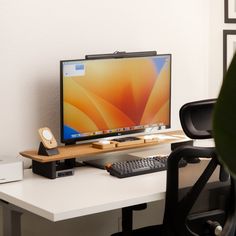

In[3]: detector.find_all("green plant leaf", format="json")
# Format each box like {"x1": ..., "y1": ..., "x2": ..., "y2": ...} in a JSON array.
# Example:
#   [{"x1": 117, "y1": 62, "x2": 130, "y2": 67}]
[{"x1": 213, "y1": 53, "x2": 236, "y2": 176}]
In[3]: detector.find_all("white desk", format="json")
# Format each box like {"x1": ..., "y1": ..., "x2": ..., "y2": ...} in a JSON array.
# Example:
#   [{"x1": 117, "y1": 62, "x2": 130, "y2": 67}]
[{"x1": 0, "y1": 158, "x2": 219, "y2": 236}]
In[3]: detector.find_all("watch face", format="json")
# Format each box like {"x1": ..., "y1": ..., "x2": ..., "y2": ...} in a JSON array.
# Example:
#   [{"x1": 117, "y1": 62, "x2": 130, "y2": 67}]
[{"x1": 42, "y1": 129, "x2": 53, "y2": 141}]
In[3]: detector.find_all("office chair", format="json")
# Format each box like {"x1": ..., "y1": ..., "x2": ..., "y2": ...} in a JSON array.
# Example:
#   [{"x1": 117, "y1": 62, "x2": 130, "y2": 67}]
[{"x1": 111, "y1": 99, "x2": 236, "y2": 236}]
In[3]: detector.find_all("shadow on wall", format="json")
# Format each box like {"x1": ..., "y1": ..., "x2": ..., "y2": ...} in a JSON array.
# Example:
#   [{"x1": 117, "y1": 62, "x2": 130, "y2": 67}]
[{"x1": 34, "y1": 76, "x2": 60, "y2": 144}]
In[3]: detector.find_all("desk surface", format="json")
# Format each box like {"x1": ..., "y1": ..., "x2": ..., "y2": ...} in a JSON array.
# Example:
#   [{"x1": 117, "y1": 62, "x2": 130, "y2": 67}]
[{"x1": 0, "y1": 159, "x2": 219, "y2": 222}]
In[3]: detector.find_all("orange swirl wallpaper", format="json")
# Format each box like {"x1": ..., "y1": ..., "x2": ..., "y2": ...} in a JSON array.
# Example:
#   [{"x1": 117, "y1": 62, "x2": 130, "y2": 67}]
[{"x1": 62, "y1": 55, "x2": 171, "y2": 140}]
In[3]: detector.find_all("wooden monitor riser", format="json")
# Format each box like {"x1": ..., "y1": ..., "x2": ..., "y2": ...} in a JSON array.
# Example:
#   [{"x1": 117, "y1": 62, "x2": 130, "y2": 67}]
[{"x1": 20, "y1": 130, "x2": 186, "y2": 163}]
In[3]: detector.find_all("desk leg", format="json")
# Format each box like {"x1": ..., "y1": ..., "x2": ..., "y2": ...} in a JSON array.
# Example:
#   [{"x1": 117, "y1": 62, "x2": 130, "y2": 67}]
[
  {"x1": 121, "y1": 203, "x2": 147, "y2": 235},
  {"x1": 1, "y1": 201, "x2": 22, "y2": 236},
  {"x1": 122, "y1": 207, "x2": 133, "y2": 234}
]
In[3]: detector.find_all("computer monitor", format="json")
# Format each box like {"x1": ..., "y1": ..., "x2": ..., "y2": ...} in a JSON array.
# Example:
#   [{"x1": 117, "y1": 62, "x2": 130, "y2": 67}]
[{"x1": 60, "y1": 53, "x2": 171, "y2": 144}]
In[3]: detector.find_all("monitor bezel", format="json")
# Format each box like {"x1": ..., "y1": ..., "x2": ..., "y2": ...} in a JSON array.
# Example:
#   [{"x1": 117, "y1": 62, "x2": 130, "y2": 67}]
[{"x1": 60, "y1": 53, "x2": 171, "y2": 144}]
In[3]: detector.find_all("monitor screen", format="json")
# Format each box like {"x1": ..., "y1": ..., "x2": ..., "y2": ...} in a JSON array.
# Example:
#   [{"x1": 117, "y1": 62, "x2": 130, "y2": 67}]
[{"x1": 60, "y1": 54, "x2": 171, "y2": 144}]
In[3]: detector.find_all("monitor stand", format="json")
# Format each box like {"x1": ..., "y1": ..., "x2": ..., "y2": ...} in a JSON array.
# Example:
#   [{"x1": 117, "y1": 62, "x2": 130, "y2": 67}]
[{"x1": 83, "y1": 154, "x2": 142, "y2": 170}]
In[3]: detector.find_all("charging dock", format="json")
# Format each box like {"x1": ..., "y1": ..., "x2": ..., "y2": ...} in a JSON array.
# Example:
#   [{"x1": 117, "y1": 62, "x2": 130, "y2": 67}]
[
  {"x1": 38, "y1": 142, "x2": 59, "y2": 156},
  {"x1": 32, "y1": 158, "x2": 75, "y2": 179}
]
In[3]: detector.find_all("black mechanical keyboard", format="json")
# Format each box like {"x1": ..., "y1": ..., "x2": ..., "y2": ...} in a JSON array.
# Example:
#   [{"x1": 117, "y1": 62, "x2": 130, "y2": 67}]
[{"x1": 105, "y1": 155, "x2": 187, "y2": 178}]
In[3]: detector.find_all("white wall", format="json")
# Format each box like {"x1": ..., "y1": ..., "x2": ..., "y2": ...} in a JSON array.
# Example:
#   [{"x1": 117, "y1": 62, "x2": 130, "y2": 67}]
[
  {"x1": 208, "y1": 0, "x2": 236, "y2": 98},
  {"x1": 0, "y1": 0, "x2": 211, "y2": 235}
]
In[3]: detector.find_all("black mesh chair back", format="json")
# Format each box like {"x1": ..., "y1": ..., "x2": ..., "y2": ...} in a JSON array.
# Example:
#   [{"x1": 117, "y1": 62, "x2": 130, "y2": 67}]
[
  {"x1": 179, "y1": 99, "x2": 216, "y2": 139},
  {"x1": 162, "y1": 99, "x2": 236, "y2": 235}
]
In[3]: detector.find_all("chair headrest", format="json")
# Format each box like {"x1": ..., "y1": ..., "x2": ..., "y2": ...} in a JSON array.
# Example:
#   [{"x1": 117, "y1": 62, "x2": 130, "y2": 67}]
[{"x1": 179, "y1": 99, "x2": 216, "y2": 139}]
